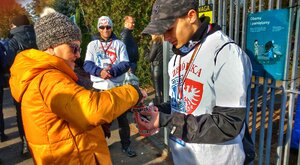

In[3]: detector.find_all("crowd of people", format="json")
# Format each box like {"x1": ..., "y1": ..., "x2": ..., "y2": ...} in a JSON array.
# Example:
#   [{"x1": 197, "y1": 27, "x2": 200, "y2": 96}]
[{"x1": 0, "y1": 0, "x2": 253, "y2": 164}]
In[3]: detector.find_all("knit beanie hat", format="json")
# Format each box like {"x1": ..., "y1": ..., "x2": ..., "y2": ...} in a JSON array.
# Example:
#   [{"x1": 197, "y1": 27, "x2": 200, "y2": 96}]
[
  {"x1": 11, "y1": 15, "x2": 30, "y2": 27},
  {"x1": 34, "y1": 7, "x2": 81, "y2": 51},
  {"x1": 97, "y1": 16, "x2": 113, "y2": 28}
]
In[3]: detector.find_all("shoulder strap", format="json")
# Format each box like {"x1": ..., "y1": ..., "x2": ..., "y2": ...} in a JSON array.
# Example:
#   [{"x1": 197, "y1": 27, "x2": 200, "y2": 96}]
[{"x1": 214, "y1": 41, "x2": 236, "y2": 65}]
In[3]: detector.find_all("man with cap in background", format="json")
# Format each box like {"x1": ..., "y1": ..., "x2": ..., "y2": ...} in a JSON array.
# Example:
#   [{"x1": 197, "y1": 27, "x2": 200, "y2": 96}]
[
  {"x1": 8, "y1": 14, "x2": 37, "y2": 155},
  {"x1": 136, "y1": 0, "x2": 253, "y2": 164},
  {"x1": 84, "y1": 16, "x2": 137, "y2": 157},
  {"x1": 121, "y1": 16, "x2": 139, "y2": 74}
]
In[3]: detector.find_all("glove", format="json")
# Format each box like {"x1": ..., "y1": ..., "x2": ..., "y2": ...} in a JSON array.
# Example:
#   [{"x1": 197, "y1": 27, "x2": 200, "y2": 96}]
[
  {"x1": 169, "y1": 112, "x2": 185, "y2": 139},
  {"x1": 101, "y1": 123, "x2": 111, "y2": 138}
]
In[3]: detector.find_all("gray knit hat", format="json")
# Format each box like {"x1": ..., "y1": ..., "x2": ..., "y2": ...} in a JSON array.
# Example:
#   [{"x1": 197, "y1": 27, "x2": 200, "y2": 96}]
[{"x1": 34, "y1": 7, "x2": 81, "y2": 51}]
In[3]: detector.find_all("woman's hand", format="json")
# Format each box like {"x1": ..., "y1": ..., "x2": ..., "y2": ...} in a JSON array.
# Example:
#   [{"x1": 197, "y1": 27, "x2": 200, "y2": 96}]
[
  {"x1": 135, "y1": 106, "x2": 159, "y2": 130},
  {"x1": 138, "y1": 88, "x2": 148, "y2": 104}
]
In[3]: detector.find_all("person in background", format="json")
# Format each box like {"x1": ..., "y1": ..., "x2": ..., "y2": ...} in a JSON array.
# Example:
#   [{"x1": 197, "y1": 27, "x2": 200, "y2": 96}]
[
  {"x1": 145, "y1": 35, "x2": 164, "y2": 104},
  {"x1": 136, "y1": 0, "x2": 252, "y2": 164},
  {"x1": 0, "y1": 41, "x2": 8, "y2": 142},
  {"x1": 121, "y1": 16, "x2": 139, "y2": 74},
  {"x1": 9, "y1": 7, "x2": 146, "y2": 164},
  {"x1": 83, "y1": 16, "x2": 137, "y2": 157},
  {"x1": 8, "y1": 14, "x2": 37, "y2": 155}
]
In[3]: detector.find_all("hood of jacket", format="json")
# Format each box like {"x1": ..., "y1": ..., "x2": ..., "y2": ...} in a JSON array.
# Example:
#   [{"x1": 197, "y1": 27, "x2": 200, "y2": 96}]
[
  {"x1": 9, "y1": 49, "x2": 78, "y2": 102},
  {"x1": 9, "y1": 25, "x2": 37, "y2": 49}
]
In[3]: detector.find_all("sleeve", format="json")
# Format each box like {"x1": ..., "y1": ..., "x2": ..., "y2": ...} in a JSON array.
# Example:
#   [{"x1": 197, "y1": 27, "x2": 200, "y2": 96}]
[
  {"x1": 119, "y1": 41, "x2": 130, "y2": 62},
  {"x1": 41, "y1": 71, "x2": 142, "y2": 131},
  {"x1": 213, "y1": 43, "x2": 252, "y2": 107},
  {"x1": 120, "y1": 31, "x2": 129, "y2": 47},
  {"x1": 83, "y1": 42, "x2": 102, "y2": 77},
  {"x1": 109, "y1": 61, "x2": 130, "y2": 77},
  {"x1": 7, "y1": 37, "x2": 19, "y2": 66},
  {"x1": 156, "y1": 101, "x2": 172, "y2": 127},
  {"x1": 148, "y1": 42, "x2": 159, "y2": 62},
  {"x1": 165, "y1": 107, "x2": 245, "y2": 144}
]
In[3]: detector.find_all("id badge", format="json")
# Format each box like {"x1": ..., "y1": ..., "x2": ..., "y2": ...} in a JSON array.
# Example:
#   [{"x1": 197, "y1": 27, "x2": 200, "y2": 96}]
[
  {"x1": 100, "y1": 58, "x2": 111, "y2": 68},
  {"x1": 169, "y1": 134, "x2": 185, "y2": 146},
  {"x1": 176, "y1": 99, "x2": 186, "y2": 113}
]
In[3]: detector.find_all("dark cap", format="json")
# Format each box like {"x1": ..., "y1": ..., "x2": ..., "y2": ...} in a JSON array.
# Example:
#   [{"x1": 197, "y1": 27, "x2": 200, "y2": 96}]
[
  {"x1": 142, "y1": 0, "x2": 198, "y2": 35},
  {"x1": 11, "y1": 15, "x2": 30, "y2": 27}
]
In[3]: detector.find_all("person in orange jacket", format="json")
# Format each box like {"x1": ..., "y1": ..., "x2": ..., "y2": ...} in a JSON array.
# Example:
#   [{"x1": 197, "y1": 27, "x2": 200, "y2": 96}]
[{"x1": 9, "y1": 7, "x2": 147, "y2": 165}]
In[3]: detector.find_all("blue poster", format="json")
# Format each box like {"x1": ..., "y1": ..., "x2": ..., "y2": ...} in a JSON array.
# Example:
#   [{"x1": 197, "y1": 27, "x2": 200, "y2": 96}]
[{"x1": 246, "y1": 9, "x2": 289, "y2": 80}]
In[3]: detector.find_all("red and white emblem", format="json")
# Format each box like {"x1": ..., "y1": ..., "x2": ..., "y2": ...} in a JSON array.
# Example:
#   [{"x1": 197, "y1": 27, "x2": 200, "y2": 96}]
[{"x1": 183, "y1": 78, "x2": 203, "y2": 114}]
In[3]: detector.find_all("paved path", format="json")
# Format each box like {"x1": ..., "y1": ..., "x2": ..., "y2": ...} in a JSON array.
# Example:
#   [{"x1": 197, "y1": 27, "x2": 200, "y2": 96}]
[{"x1": 0, "y1": 88, "x2": 172, "y2": 165}]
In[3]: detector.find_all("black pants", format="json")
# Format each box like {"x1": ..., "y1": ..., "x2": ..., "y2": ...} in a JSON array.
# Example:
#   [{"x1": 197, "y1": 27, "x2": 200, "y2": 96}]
[
  {"x1": 117, "y1": 112, "x2": 130, "y2": 149},
  {"x1": 13, "y1": 99, "x2": 25, "y2": 139},
  {"x1": 0, "y1": 85, "x2": 4, "y2": 135},
  {"x1": 151, "y1": 63, "x2": 164, "y2": 104}
]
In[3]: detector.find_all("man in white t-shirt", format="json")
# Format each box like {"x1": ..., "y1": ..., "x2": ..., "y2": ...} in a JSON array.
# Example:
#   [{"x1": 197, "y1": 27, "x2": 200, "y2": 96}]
[
  {"x1": 136, "y1": 0, "x2": 253, "y2": 164},
  {"x1": 84, "y1": 16, "x2": 137, "y2": 157}
]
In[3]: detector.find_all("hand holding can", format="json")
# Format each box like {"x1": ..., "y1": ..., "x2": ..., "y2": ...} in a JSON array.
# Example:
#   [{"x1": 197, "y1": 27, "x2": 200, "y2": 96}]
[{"x1": 132, "y1": 102, "x2": 160, "y2": 137}]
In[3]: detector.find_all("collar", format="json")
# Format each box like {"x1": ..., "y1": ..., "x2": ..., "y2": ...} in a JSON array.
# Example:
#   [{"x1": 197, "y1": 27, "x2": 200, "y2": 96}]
[
  {"x1": 98, "y1": 32, "x2": 118, "y2": 42},
  {"x1": 172, "y1": 17, "x2": 221, "y2": 56}
]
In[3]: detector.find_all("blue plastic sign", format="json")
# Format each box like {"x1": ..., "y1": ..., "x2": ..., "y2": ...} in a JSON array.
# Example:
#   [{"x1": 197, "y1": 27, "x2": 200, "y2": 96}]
[{"x1": 246, "y1": 9, "x2": 289, "y2": 80}]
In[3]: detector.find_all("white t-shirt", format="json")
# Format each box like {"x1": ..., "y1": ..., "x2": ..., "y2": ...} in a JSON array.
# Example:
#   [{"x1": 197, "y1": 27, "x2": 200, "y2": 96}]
[
  {"x1": 167, "y1": 31, "x2": 252, "y2": 165},
  {"x1": 85, "y1": 39, "x2": 129, "y2": 90}
]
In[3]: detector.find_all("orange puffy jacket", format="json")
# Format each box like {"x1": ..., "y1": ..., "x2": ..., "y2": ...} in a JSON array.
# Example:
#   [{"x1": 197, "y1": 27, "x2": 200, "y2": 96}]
[{"x1": 9, "y1": 49, "x2": 140, "y2": 165}]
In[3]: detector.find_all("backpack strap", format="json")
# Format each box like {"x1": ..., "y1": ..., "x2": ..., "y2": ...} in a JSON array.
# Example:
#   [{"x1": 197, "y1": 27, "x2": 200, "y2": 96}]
[{"x1": 214, "y1": 41, "x2": 236, "y2": 65}]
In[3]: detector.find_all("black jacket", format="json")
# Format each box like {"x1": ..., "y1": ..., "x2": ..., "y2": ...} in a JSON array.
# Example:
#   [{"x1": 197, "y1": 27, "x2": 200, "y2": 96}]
[
  {"x1": 8, "y1": 25, "x2": 37, "y2": 66},
  {"x1": 147, "y1": 41, "x2": 163, "y2": 65},
  {"x1": 120, "y1": 28, "x2": 139, "y2": 63},
  {"x1": 0, "y1": 42, "x2": 7, "y2": 86}
]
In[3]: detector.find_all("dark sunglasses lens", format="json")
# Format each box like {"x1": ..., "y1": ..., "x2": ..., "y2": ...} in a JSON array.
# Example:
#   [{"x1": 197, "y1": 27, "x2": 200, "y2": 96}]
[
  {"x1": 69, "y1": 44, "x2": 80, "y2": 54},
  {"x1": 73, "y1": 47, "x2": 79, "y2": 54},
  {"x1": 99, "y1": 26, "x2": 111, "y2": 30}
]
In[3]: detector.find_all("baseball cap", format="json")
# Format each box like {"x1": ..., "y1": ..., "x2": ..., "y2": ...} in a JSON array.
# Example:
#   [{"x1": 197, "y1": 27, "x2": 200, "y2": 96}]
[
  {"x1": 97, "y1": 16, "x2": 113, "y2": 28},
  {"x1": 142, "y1": 0, "x2": 199, "y2": 35}
]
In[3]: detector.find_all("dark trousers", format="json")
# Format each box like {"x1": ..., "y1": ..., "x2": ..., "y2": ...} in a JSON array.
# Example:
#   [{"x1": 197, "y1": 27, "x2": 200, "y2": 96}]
[
  {"x1": 117, "y1": 112, "x2": 131, "y2": 149},
  {"x1": 0, "y1": 85, "x2": 4, "y2": 135},
  {"x1": 13, "y1": 99, "x2": 25, "y2": 139},
  {"x1": 151, "y1": 63, "x2": 164, "y2": 104}
]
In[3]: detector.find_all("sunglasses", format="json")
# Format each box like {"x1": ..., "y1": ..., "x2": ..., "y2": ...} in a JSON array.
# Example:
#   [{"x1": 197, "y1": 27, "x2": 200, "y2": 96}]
[
  {"x1": 67, "y1": 43, "x2": 81, "y2": 54},
  {"x1": 99, "y1": 26, "x2": 112, "y2": 30}
]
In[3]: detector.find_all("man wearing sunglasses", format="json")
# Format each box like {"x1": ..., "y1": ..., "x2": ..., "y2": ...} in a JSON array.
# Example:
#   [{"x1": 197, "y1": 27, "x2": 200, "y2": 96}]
[{"x1": 84, "y1": 16, "x2": 137, "y2": 157}]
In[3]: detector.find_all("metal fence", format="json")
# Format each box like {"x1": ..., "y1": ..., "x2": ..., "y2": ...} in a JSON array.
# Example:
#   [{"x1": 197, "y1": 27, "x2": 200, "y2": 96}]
[
  {"x1": 198, "y1": 0, "x2": 300, "y2": 164},
  {"x1": 162, "y1": 0, "x2": 300, "y2": 164}
]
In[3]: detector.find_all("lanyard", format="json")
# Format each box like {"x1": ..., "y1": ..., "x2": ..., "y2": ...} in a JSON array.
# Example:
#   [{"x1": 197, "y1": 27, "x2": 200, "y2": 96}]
[
  {"x1": 100, "y1": 40, "x2": 113, "y2": 56},
  {"x1": 177, "y1": 24, "x2": 212, "y2": 101},
  {"x1": 177, "y1": 44, "x2": 201, "y2": 100}
]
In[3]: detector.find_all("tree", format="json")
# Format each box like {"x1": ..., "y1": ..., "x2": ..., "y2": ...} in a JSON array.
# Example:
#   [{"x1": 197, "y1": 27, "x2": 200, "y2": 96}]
[
  {"x1": 25, "y1": 1, "x2": 40, "y2": 22},
  {"x1": 0, "y1": 0, "x2": 28, "y2": 38}
]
